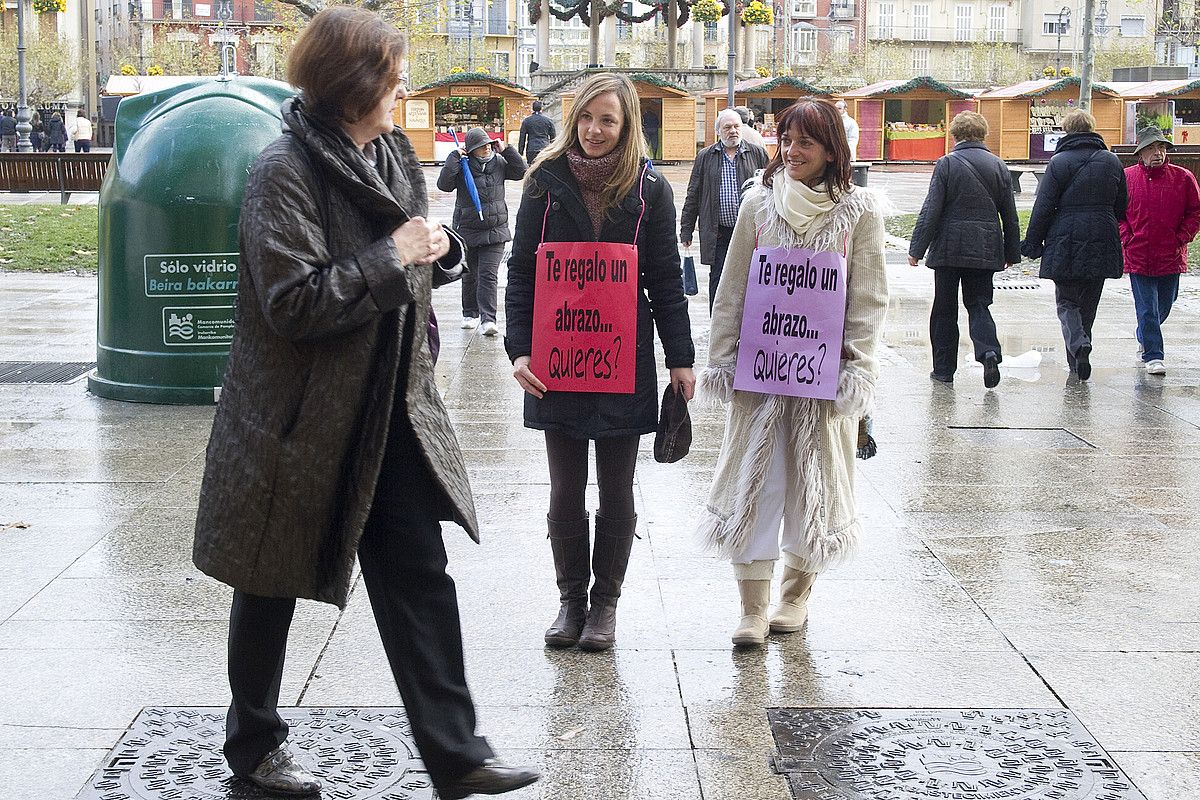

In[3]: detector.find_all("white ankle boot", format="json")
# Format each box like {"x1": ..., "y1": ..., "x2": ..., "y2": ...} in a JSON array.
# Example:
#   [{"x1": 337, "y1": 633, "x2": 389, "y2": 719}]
[
  {"x1": 769, "y1": 565, "x2": 815, "y2": 633},
  {"x1": 732, "y1": 578, "x2": 771, "y2": 647}
]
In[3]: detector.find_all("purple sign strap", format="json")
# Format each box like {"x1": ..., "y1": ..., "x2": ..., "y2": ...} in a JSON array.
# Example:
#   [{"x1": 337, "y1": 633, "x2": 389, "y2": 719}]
[{"x1": 733, "y1": 245, "x2": 847, "y2": 400}]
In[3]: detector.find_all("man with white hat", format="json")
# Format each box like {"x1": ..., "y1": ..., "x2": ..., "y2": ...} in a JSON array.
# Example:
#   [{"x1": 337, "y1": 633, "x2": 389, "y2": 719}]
[{"x1": 1120, "y1": 127, "x2": 1200, "y2": 375}]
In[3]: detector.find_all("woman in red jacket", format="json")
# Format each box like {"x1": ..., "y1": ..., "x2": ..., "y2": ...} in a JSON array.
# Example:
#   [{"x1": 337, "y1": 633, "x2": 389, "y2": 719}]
[{"x1": 1120, "y1": 127, "x2": 1200, "y2": 375}]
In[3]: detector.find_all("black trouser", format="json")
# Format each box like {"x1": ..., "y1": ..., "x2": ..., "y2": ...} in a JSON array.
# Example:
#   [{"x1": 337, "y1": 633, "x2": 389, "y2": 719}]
[
  {"x1": 462, "y1": 242, "x2": 505, "y2": 323},
  {"x1": 224, "y1": 425, "x2": 493, "y2": 790},
  {"x1": 930, "y1": 267, "x2": 1002, "y2": 376},
  {"x1": 545, "y1": 430, "x2": 639, "y2": 521},
  {"x1": 708, "y1": 224, "x2": 736, "y2": 315},
  {"x1": 1054, "y1": 278, "x2": 1105, "y2": 368}
]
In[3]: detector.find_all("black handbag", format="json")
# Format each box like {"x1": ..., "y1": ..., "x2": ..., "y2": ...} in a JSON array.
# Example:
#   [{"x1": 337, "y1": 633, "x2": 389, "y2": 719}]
[
  {"x1": 653, "y1": 384, "x2": 692, "y2": 463},
  {"x1": 680, "y1": 253, "x2": 698, "y2": 296}
]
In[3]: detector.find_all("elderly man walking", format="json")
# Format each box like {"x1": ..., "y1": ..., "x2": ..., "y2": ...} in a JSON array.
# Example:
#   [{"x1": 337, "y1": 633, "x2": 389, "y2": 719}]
[
  {"x1": 1121, "y1": 127, "x2": 1200, "y2": 375},
  {"x1": 680, "y1": 108, "x2": 768, "y2": 312}
]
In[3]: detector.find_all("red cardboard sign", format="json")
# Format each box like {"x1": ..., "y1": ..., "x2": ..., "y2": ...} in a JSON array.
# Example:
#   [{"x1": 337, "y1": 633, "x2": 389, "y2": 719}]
[{"x1": 530, "y1": 241, "x2": 639, "y2": 394}]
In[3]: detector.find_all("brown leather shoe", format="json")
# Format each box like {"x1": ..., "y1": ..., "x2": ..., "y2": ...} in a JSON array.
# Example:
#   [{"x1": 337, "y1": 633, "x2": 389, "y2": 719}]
[
  {"x1": 440, "y1": 758, "x2": 542, "y2": 799},
  {"x1": 545, "y1": 515, "x2": 590, "y2": 648},
  {"x1": 577, "y1": 514, "x2": 636, "y2": 652}
]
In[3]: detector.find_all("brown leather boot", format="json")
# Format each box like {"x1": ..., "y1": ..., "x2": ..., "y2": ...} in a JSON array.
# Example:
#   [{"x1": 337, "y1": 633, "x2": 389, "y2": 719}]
[
  {"x1": 544, "y1": 515, "x2": 590, "y2": 648},
  {"x1": 578, "y1": 513, "x2": 636, "y2": 652}
]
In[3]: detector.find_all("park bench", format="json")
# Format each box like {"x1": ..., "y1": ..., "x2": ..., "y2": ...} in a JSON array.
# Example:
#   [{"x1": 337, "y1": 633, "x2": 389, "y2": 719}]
[
  {"x1": 1006, "y1": 164, "x2": 1046, "y2": 194},
  {"x1": 0, "y1": 152, "x2": 110, "y2": 204}
]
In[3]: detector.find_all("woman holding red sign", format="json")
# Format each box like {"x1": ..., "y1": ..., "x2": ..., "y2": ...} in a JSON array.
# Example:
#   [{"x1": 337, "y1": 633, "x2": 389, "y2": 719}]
[
  {"x1": 505, "y1": 73, "x2": 696, "y2": 652},
  {"x1": 697, "y1": 100, "x2": 889, "y2": 648}
]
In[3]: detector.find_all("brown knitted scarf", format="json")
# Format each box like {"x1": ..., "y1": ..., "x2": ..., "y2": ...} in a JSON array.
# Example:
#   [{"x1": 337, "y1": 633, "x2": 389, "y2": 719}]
[{"x1": 566, "y1": 146, "x2": 622, "y2": 238}]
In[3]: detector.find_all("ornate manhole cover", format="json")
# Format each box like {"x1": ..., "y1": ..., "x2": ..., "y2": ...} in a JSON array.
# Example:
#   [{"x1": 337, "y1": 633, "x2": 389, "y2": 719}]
[
  {"x1": 76, "y1": 707, "x2": 434, "y2": 799},
  {"x1": 768, "y1": 708, "x2": 1144, "y2": 800}
]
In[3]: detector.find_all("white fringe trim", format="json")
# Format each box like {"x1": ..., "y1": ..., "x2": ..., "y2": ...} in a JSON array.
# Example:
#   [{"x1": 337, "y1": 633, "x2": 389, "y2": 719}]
[
  {"x1": 697, "y1": 362, "x2": 736, "y2": 408},
  {"x1": 801, "y1": 516, "x2": 861, "y2": 572},
  {"x1": 834, "y1": 361, "x2": 875, "y2": 419}
]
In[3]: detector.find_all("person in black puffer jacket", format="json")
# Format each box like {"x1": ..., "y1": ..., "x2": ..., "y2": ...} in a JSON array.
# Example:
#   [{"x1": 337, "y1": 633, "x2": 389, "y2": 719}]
[
  {"x1": 505, "y1": 73, "x2": 695, "y2": 653},
  {"x1": 909, "y1": 111, "x2": 1021, "y2": 388},
  {"x1": 1021, "y1": 109, "x2": 1127, "y2": 380},
  {"x1": 436, "y1": 127, "x2": 526, "y2": 335}
]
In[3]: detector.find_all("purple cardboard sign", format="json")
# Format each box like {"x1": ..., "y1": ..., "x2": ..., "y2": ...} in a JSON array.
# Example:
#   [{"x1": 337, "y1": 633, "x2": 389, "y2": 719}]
[{"x1": 733, "y1": 246, "x2": 847, "y2": 400}]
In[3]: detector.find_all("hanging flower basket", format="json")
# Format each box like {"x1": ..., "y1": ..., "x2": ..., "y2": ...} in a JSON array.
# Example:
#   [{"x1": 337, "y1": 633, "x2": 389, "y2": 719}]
[
  {"x1": 755, "y1": 66, "x2": 770, "y2": 78},
  {"x1": 741, "y1": 0, "x2": 772, "y2": 25},
  {"x1": 147, "y1": 65, "x2": 164, "y2": 76},
  {"x1": 33, "y1": 0, "x2": 66, "y2": 13},
  {"x1": 691, "y1": 0, "x2": 722, "y2": 23},
  {"x1": 120, "y1": 64, "x2": 139, "y2": 76},
  {"x1": 1059, "y1": 66, "x2": 1073, "y2": 77}
]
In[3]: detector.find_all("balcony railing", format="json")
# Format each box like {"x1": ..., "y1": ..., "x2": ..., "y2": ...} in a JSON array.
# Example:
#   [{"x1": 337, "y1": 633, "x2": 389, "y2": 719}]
[
  {"x1": 866, "y1": 24, "x2": 1022, "y2": 44},
  {"x1": 830, "y1": 2, "x2": 855, "y2": 19}
]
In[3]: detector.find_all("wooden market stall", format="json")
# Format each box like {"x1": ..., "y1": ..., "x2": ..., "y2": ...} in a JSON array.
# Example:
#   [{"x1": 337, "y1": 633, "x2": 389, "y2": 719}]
[
  {"x1": 976, "y1": 78, "x2": 1122, "y2": 162},
  {"x1": 702, "y1": 77, "x2": 833, "y2": 153},
  {"x1": 562, "y1": 74, "x2": 696, "y2": 161},
  {"x1": 397, "y1": 72, "x2": 535, "y2": 163},
  {"x1": 840, "y1": 78, "x2": 976, "y2": 162},
  {"x1": 1111, "y1": 80, "x2": 1200, "y2": 146}
]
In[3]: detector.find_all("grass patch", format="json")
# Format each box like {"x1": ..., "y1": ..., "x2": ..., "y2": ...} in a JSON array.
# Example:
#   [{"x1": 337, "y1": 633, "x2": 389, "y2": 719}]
[
  {"x1": 0, "y1": 205, "x2": 99, "y2": 273},
  {"x1": 886, "y1": 209, "x2": 1200, "y2": 268}
]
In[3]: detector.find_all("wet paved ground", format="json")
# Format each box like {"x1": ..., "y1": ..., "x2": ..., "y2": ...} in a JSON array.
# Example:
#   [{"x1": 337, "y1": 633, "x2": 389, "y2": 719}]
[{"x1": 2, "y1": 168, "x2": 1199, "y2": 799}]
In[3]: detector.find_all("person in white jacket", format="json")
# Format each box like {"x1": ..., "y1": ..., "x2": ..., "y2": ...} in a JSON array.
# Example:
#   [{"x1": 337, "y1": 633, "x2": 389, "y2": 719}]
[
  {"x1": 697, "y1": 99, "x2": 888, "y2": 648},
  {"x1": 70, "y1": 114, "x2": 93, "y2": 153},
  {"x1": 836, "y1": 100, "x2": 859, "y2": 161}
]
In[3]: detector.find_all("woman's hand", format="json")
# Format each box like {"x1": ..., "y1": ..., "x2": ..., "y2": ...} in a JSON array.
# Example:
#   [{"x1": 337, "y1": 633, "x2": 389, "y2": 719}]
[
  {"x1": 670, "y1": 367, "x2": 696, "y2": 402},
  {"x1": 391, "y1": 218, "x2": 451, "y2": 266},
  {"x1": 513, "y1": 356, "x2": 547, "y2": 399}
]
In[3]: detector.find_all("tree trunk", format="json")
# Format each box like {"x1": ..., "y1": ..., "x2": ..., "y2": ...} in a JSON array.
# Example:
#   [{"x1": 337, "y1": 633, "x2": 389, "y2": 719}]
[{"x1": 589, "y1": 0, "x2": 601, "y2": 66}]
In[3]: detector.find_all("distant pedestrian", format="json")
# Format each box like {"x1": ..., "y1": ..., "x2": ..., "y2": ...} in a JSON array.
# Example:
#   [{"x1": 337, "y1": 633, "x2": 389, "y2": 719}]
[
  {"x1": 191, "y1": 7, "x2": 539, "y2": 799},
  {"x1": 1120, "y1": 126, "x2": 1200, "y2": 375},
  {"x1": 641, "y1": 105, "x2": 660, "y2": 158},
  {"x1": 44, "y1": 112, "x2": 67, "y2": 152},
  {"x1": 436, "y1": 126, "x2": 526, "y2": 336},
  {"x1": 0, "y1": 110, "x2": 16, "y2": 152},
  {"x1": 732, "y1": 106, "x2": 766, "y2": 150},
  {"x1": 505, "y1": 73, "x2": 695, "y2": 653},
  {"x1": 29, "y1": 112, "x2": 44, "y2": 152},
  {"x1": 518, "y1": 100, "x2": 555, "y2": 165},
  {"x1": 70, "y1": 114, "x2": 93, "y2": 153},
  {"x1": 836, "y1": 100, "x2": 859, "y2": 161},
  {"x1": 1021, "y1": 109, "x2": 1127, "y2": 380},
  {"x1": 697, "y1": 99, "x2": 888, "y2": 648},
  {"x1": 909, "y1": 111, "x2": 1019, "y2": 388},
  {"x1": 680, "y1": 108, "x2": 769, "y2": 312}
]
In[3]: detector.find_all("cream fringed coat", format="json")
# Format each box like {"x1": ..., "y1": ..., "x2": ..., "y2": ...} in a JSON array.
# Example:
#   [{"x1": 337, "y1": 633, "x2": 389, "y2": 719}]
[{"x1": 696, "y1": 181, "x2": 889, "y2": 568}]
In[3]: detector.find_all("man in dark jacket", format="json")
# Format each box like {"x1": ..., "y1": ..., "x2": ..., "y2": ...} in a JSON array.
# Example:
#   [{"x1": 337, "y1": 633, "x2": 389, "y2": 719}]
[
  {"x1": 909, "y1": 111, "x2": 1020, "y2": 388},
  {"x1": 517, "y1": 101, "x2": 555, "y2": 164},
  {"x1": 437, "y1": 126, "x2": 526, "y2": 335},
  {"x1": 680, "y1": 108, "x2": 768, "y2": 313},
  {"x1": 0, "y1": 111, "x2": 16, "y2": 152},
  {"x1": 1119, "y1": 126, "x2": 1200, "y2": 375},
  {"x1": 1021, "y1": 109, "x2": 1127, "y2": 380}
]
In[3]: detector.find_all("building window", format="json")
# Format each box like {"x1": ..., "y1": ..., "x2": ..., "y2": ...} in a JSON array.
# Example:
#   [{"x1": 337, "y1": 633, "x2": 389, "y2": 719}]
[
  {"x1": 487, "y1": 0, "x2": 507, "y2": 35},
  {"x1": 493, "y1": 51, "x2": 510, "y2": 76},
  {"x1": 955, "y1": 4, "x2": 972, "y2": 42},
  {"x1": 791, "y1": 0, "x2": 815, "y2": 17},
  {"x1": 704, "y1": 20, "x2": 718, "y2": 41},
  {"x1": 792, "y1": 23, "x2": 816, "y2": 57},
  {"x1": 833, "y1": 27, "x2": 852, "y2": 53},
  {"x1": 616, "y1": 2, "x2": 632, "y2": 39},
  {"x1": 876, "y1": 2, "x2": 893, "y2": 38},
  {"x1": 162, "y1": 0, "x2": 173, "y2": 17},
  {"x1": 1120, "y1": 16, "x2": 1145, "y2": 37},
  {"x1": 912, "y1": 4, "x2": 929, "y2": 40},
  {"x1": 988, "y1": 4, "x2": 1005, "y2": 41},
  {"x1": 954, "y1": 50, "x2": 973, "y2": 80},
  {"x1": 912, "y1": 47, "x2": 929, "y2": 74},
  {"x1": 1043, "y1": 13, "x2": 1069, "y2": 36}
]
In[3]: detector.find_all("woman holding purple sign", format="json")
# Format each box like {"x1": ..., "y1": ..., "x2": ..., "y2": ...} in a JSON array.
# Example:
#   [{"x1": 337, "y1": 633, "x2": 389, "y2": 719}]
[
  {"x1": 696, "y1": 99, "x2": 889, "y2": 648},
  {"x1": 505, "y1": 73, "x2": 695, "y2": 652}
]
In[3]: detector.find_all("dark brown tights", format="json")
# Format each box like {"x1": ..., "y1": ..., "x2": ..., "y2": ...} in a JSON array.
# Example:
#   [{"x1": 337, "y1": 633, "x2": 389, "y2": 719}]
[{"x1": 545, "y1": 431, "x2": 639, "y2": 521}]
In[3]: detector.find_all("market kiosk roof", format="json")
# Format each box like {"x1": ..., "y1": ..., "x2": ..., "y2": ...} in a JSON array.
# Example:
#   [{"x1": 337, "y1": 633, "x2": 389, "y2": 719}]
[
  {"x1": 409, "y1": 72, "x2": 534, "y2": 98},
  {"x1": 624, "y1": 73, "x2": 690, "y2": 96},
  {"x1": 702, "y1": 77, "x2": 833, "y2": 98},
  {"x1": 840, "y1": 77, "x2": 972, "y2": 100},
  {"x1": 977, "y1": 78, "x2": 1120, "y2": 99}
]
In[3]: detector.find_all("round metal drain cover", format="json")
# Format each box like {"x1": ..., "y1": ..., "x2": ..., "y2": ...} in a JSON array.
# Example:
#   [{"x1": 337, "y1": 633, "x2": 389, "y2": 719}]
[
  {"x1": 77, "y1": 707, "x2": 433, "y2": 799},
  {"x1": 768, "y1": 708, "x2": 1144, "y2": 799}
]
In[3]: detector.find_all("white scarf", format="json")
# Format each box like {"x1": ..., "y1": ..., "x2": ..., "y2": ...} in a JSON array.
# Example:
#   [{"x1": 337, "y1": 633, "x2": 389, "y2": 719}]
[{"x1": 772, "y1": 172, "x2": 837, "y2": 239}]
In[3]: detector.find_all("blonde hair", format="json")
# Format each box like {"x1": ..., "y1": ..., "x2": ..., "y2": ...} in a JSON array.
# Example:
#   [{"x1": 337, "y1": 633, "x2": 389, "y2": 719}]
[
  {"x1": 526, "y1": 73, "x2": 648, "y2": 210},
  {"x1": 949, "y1": 111, "x2": 988, "y2": 142},
  {"x1": 1062, "y1": 109, "x2": 1096, "y2": 133}
]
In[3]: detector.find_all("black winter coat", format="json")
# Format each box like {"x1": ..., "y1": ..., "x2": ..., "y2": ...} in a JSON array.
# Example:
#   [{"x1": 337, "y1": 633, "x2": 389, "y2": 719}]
[
  {"x1": 504, "y1": 155, "x2": 695, "y2": 439},
  {"x1": 193, "y1": 98, "x2": 477, "y2": 608},
  {"x1": 436, "y1": 144, "x2": 526, "y2": 247},
  {"x1": 909, "y1": 140, "x2": 1021, "y2": 271},
  {"x1": 1020, "y1": 131, "x2": 1127, "y2": 281},
  {"x1": 45, "y1": 117, "x2": 67, "y2": 147},
  {"x1": 680, "y1": 142, "x2": 769, "y2": 267}
]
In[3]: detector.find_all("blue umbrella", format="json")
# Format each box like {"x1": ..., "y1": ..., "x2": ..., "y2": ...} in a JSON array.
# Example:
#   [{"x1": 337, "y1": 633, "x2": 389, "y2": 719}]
[{"x1": 450, "y1": 128, "x2": 485, "y2": 221}]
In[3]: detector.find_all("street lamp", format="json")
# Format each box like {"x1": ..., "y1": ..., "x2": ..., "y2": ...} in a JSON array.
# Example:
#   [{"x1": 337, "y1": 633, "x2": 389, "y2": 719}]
[
  {"x1": 1054, "y1": 6, "x2": 1071, "y2": 77},
  {"x1": 15, "y1": 0, "x2": 33, "y2": 152}
]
